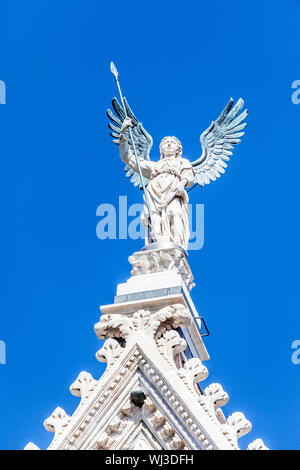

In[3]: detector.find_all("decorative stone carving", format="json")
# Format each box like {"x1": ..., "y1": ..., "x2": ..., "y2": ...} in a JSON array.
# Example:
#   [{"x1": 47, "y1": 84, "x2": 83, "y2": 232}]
[
  {"x1": 70, "y1": 371, "x2": 98, "y2": 403},
  {"x1": 120, "y1": 401, "x2": 140, "y2": 418},
  {"x1": 170, "y1": 436, "x2": 186, "y2": 450},
  {"x1": 150, "y1": 304, "x2": 191, "y2": 340},
  {"x1": 204, "y1": 383, "x2": 229, "y2": 420},
  {"x1": 143, "y1": 397, "x2": 156, "y2": 415},
  {"x1": 96, "y1": 338, "x2": 122, "y2": 369},
  {"x1": 151, "y1": 410, "x2": 166, "y2": 429},
  {"x1": 94, "y1": 304, "x2": 190, "y2": 348},
  {"x1": 94, "y1": 314, "x2": 133, "y2": 341},
  {"x1": 161, "y1": 423, "x2": 175, "y2": 440},
  {"x1": 132, "y1": 309, "x2": 151, "y2": 331},
  {"x1": 157, "y1": 330, "x2": 186, "y2": 366},
  {"x1": 129, "y1": 248, "x2": 195, "y2": 291},
  {"x1": 94, "y1": 434, "x2": 115, "y2": 450},
  {"x1": 178, "y1": 358, "x2": 208, "y2": 390},
  {"x1": 223, "y1": 412, "x2": 252, "y2": 445},
  {"x1": 247, "y1": 438, "x2": 269, "y2": 450},
  {"x1": 44, "y1": 407, "x2": 71, "y2": 436},
  {"x1": 105, "y1": 417, "x2": 125, "y2": 435}
]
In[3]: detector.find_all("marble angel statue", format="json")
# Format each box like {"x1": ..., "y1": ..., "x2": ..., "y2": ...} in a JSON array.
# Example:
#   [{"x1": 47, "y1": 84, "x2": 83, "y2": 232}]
[{"x1": 107, "y1": 90, "x2": 247, "y2": 251}]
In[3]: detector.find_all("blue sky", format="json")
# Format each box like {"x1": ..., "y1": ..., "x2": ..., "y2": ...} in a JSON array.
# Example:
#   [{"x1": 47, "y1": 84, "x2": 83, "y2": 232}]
[{"x1": 0, "y1": 0, "x2": 299, "y2": 450}]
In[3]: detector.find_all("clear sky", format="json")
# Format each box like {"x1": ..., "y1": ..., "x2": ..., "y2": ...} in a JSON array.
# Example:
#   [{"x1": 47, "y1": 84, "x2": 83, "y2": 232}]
[{"x1": 0, "y1": 0, "x2": 299, "y2": 450}]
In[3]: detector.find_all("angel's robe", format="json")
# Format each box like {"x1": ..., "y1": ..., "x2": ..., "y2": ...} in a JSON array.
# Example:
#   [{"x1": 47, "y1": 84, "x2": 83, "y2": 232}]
[{"x1": 120, "y1": 140, "x2": 194, "y2": 249}]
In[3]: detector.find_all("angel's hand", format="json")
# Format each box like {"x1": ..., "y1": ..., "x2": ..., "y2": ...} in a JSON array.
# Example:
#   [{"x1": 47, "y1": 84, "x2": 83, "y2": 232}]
[
  {"x1": 176, "y1": 181, "x2": 187, "y2": 197},
  {"x1": 120, "y1": 117, "x2": 133, "y2": 134}
]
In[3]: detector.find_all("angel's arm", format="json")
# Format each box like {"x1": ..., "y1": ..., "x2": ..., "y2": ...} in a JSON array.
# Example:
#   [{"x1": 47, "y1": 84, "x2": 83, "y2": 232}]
[
  {"x1": 181, "y1": 164, "x2": 195, "y2": 188},
  {"x1": 180, "y1": 160, "x2": 195, "y2": 188},
  {"x1": 107, "y1": 97, "x2": 154, "y2": 189},
  {"x1": 119, "y1": 120, "x2": 154, "y2": 179}
]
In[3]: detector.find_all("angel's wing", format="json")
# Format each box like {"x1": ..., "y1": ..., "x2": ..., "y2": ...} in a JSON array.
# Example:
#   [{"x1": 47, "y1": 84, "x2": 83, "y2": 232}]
[
  {"x1": 191, "y1": 98, "x2": 248, "y2": 187},
  {"x1": 107, "y1": 97, "x2": 153, "y2": 189}
]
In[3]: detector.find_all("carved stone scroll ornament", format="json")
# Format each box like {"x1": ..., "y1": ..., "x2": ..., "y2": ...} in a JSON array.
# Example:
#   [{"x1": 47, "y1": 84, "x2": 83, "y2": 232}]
[
  {"x1": 94, "y1": 314, "x2": 134, "y2": 341},
  {"x1": 149, "y1": 304, "x2": 191, "y2": 340},
  {"x1": 94, "y1": 304, "x2": 190, "y2": 347}
]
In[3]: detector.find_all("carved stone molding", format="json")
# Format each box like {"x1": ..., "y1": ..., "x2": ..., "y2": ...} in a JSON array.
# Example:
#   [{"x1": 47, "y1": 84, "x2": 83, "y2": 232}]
[{"x1": 128, "y1": 248, "x2": 195, "y2": 291}]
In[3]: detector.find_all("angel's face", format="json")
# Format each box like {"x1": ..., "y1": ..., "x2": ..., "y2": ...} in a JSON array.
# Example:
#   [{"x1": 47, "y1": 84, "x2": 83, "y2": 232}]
[{"x1": 160, "y1": 137, "x2": 180, "y2": 158}]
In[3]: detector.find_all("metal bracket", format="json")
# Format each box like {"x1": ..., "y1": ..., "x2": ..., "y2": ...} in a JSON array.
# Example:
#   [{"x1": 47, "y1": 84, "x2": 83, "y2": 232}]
[{"x1": 192, "y1": 316, "x2": 210, "y2": 337}]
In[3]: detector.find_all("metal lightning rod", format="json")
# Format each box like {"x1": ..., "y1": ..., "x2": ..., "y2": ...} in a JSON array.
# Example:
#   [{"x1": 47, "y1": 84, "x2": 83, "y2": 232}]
[{"x1": 110, "y1": 61, "x2": 157, "y2": 243}]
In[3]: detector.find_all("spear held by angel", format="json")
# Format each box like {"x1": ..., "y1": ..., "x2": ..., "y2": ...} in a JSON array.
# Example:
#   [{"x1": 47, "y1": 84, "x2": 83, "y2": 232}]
[{"x1": 108, "y1": 62, "x2": 248, "y2": 251}]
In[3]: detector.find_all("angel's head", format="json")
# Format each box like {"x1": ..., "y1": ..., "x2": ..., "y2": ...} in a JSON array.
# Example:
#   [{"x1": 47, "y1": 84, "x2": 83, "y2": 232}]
[{"x1": 159, "y1": 136, "x2": 182, "y2": 159}]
